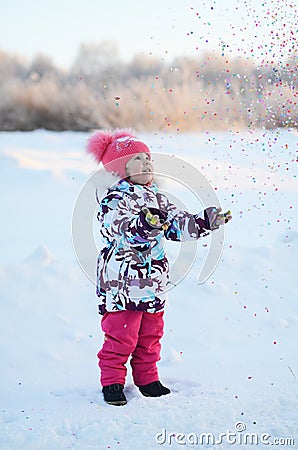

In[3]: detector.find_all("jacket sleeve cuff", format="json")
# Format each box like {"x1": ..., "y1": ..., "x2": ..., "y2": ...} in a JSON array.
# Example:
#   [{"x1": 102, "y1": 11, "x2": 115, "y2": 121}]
[{"x1": 203, "y1": 209, "x2": 212, "y2": 230}]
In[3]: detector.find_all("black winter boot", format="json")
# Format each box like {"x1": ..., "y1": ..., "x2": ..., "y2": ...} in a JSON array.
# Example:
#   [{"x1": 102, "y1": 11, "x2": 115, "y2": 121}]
[
  {"x1": 138, "y1": 381, "x2": 171, "y2": 397},
  {"x1": 102, "y1": 384, "x2": 127, "y2": 406}
]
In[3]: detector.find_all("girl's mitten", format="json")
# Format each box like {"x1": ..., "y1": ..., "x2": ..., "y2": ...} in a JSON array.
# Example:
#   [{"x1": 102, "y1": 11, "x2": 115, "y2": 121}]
[
  {"x1": 204, "y1": 207, "x2": 232, "y2": 230},
  {"x1": 141, "y1": 207, "x2": 170, "y2": 230}
]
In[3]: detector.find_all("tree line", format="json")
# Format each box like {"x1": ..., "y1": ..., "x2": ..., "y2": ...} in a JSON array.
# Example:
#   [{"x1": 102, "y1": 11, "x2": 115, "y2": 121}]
[{"x1": 0, "y1": 42, "x2": 297, "y2": 131}]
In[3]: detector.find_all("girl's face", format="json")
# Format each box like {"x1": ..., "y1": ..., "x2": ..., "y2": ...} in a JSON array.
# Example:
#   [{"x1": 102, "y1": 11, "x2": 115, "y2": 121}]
[{"x1": 125, "y1": 152, "x2": 153, "y2": 185}]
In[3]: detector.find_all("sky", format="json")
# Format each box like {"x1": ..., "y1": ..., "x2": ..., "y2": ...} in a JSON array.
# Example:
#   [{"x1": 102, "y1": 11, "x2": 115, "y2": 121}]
[{"x1": 1, "y1": 0, "x2": 297, "y2": 69}]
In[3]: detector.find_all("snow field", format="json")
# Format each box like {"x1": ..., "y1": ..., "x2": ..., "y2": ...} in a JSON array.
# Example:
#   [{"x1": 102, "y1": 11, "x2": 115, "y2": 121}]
[{"x1": 0, "y1": 129, "x2": 297, "y2": 449}]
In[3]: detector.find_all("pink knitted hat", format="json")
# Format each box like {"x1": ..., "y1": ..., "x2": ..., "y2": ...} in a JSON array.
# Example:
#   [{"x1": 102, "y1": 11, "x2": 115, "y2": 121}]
[{"x1": 86, "y1": 129, "x2": 150, "y2": 178}]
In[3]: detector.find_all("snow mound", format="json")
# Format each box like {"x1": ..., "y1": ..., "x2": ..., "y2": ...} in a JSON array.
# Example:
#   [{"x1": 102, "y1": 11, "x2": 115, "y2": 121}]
[
  {"x1": 24, "y1": 245, "x2": 54, "y2": 265},
  {"x1": 278, "y1": 229, "x2": 298, "y2": 244}
]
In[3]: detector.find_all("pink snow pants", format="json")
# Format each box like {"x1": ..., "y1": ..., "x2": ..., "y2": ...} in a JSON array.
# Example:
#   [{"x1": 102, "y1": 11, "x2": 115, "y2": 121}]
[{"x1": 97, "y1": 310, "x2": 164, "y2": 387}]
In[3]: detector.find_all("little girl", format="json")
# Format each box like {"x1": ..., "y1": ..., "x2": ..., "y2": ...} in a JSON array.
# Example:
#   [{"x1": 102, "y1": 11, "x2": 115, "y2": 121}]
[{"x1": 87, "y1": 129, "x2": 232, "y2": 406}]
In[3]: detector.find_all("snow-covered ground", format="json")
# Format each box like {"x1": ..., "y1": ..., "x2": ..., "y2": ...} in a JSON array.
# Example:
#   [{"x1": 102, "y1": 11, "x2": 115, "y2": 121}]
[{"x1": 0, "y1": 129, "x2": 297, "y2": 449}]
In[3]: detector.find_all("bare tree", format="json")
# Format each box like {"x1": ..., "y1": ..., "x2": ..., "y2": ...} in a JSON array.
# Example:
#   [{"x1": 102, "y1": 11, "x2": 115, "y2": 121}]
[{"x1": 71, "y1": 41, "x2": 120, "y2": 77}]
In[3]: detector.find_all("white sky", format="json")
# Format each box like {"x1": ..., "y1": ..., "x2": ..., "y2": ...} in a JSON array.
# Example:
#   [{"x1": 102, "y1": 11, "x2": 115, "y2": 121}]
[{"x1": 1, "y1": 0, "x2": 296, "y2": 68}]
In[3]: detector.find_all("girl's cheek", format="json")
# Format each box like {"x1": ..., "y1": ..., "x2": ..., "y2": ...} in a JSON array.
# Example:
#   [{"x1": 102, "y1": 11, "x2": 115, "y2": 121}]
[
  {"x1": 136, "y1": 162, "x2": 143, "y2": 173},
  {"x1": 132, "y1": 162, "x2": 142, "y2": 174}
]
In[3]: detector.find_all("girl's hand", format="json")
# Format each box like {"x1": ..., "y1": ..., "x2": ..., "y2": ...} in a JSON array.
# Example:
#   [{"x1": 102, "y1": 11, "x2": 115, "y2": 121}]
[
  {"x1": 204, "y1": 207, "x2": 232, "y2": 230},
  {"x1": 141, "y1": 207, "x2": 170, "y2": 230}
]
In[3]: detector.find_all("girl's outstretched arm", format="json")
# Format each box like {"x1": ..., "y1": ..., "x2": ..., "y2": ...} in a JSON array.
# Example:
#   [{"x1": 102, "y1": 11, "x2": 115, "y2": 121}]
[{"x1": 155, "y1": 193, "x2": 232, "y2": 242}]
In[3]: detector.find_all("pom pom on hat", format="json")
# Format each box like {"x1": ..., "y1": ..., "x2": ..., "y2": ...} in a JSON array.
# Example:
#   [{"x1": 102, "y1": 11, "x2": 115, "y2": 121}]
[
  {"x1": 86, "y1": 128, "x2": 150, "y2": 178},
  {"x1": 86, "y1": 129, "x2": 133, "y2": 163}
]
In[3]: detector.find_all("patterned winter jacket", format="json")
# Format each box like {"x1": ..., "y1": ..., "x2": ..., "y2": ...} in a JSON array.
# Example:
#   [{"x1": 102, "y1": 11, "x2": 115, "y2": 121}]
[{"x1": 96, "y1": 179, "x2": 211, "y2": 315}]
